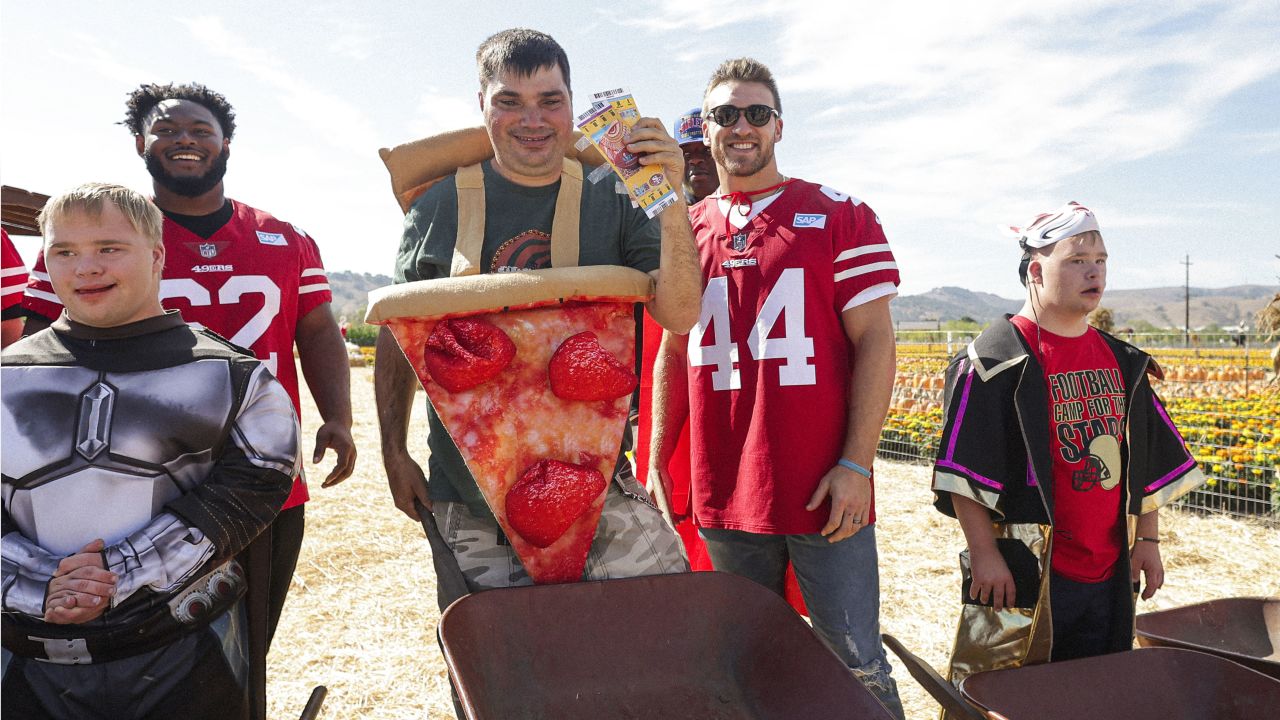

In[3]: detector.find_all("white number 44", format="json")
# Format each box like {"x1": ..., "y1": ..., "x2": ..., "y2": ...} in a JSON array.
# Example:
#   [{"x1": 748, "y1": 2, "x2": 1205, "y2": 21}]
[{"x1": 688, "y1": 268, "x2": 815, "y2": 391}]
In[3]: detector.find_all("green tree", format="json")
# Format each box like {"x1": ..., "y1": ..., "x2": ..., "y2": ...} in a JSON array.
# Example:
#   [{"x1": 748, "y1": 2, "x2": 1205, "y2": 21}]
[
  {"x1": 942, "y1": 317, "x2": 983, "y2": 332},
  {"x1": 345, "y1": 322, "x2": 379, "y2": 347}
]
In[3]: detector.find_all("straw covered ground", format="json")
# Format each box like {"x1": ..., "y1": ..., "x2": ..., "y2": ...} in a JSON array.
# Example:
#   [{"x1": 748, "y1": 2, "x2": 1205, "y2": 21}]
[{"x1": 268, "y1": 366, "x2": 1278, "y2": 719}]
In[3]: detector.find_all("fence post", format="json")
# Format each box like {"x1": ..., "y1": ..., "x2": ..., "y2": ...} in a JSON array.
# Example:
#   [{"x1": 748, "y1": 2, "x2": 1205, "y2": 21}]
[{"x1": 1244, "y1": 333, "x2": 1250, "y2": 397}]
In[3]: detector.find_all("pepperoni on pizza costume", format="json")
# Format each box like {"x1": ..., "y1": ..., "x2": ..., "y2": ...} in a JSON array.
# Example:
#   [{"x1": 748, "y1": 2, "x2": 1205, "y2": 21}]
[{"x1": 367, "y1": 266, "x2": 652, "y2": 584}]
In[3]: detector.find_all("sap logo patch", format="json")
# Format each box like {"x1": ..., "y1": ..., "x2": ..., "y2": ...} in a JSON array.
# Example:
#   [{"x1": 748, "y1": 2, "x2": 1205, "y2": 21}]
[
  {"x1": 191, "y1": 264, "x2": 233, "y2": 273},
  {"x1": 721, "y1": 258, "x2": 758, "y2": 269},
  {"x1": 793, "y1": 213, "x2": 827, "y2": 229},
  {"x1": 256, "y1": 231, "x2": 288, "y2": 246}
]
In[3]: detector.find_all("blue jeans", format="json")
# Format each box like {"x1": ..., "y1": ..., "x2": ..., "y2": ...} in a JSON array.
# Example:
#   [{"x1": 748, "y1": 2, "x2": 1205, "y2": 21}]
[{"x1": 699, "y1": 525, "x2": 905, "y2": 720}]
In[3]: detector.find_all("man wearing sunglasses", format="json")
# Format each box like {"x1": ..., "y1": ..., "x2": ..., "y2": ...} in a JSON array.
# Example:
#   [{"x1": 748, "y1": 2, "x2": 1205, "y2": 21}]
[{"x1": 648, "y1": 57, "x2": 905, "y2": 718}]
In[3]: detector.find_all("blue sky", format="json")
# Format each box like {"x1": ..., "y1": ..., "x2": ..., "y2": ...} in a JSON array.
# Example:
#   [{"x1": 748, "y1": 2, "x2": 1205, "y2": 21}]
[{"x1": 3, "y1": 0, "x2": 1277, "y2": 298}]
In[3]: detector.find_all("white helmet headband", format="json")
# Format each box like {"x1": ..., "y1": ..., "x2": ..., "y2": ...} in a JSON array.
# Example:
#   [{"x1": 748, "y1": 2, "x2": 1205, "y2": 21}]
[{"x1": 1006, "y1": 201, "x2": 1100, "y2": 249}]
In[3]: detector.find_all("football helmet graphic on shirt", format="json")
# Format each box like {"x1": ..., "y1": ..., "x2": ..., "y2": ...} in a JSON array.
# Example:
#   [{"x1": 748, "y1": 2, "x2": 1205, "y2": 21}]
[{"x1": 1071, "y1": 434, "x2": 1122, "y2": 492}]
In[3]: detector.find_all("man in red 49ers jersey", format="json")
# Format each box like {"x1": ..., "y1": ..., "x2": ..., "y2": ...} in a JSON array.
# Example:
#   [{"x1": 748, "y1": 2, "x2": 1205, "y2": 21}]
[
  {"x1": 22, "y1": 83, "x2": 355, "y2": 646},
  {"x1": 649, "y1": 58, "x2": 904, "y2": 718}
]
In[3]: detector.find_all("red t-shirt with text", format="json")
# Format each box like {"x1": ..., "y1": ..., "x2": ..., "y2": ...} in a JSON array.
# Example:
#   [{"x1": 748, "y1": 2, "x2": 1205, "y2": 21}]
[{"x1": 1011, "y1": 315, "x2": 1125, "y2": 583}]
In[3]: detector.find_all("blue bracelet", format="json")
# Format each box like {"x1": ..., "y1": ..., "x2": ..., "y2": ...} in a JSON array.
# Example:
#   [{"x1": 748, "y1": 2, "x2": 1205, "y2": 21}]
[{"x1": 837, "y1": 458, "x2": 872, "y2": 478}]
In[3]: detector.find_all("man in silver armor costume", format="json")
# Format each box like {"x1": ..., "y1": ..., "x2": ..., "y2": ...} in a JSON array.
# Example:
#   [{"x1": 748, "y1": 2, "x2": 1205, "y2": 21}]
[{"x1": 1, "y1": 183, "x2": 299, "y2": 720}]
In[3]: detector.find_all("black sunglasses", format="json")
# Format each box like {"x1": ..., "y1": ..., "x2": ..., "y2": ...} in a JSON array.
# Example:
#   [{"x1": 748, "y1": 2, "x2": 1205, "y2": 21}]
[{"x1": 704, "y1": 104, "x2": 780, "y2": 127}]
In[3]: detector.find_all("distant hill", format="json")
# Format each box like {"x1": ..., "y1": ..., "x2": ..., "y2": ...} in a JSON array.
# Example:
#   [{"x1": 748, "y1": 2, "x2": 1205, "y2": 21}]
[
  {"x1": 327, "y1": 270, "x2": 393, "y2": 322},
  {"x1": 1099, "y1": 285, "x2": 1274, "y2": 329},
  {"x1": 892, "y1": 284, "x2": 1276, "y2": 329},
  {"x1": 892, "y1": 287, "x2": 1020, "y2": 325}
]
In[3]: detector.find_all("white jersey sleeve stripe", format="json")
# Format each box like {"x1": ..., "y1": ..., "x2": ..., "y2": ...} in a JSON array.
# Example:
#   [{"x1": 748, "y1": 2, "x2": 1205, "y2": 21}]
[
  {"x1": 24, "y1": 287, "x2": 61, "y2": 304},
  {"x1": 834, "y1": 261, "x2": 899, "y2": 283},
  {"x1": 833, "y1": 244, "x2": 892, "y2": 264},
  {"x1": 841, "y1": 282, "x2": 898, "y2": 311},
  {"x1": 2, "y1": 267, "x2": 28, "y2": 279},
  {"x1": 301, "y1": 268, "x2": 327, "y2": 278},
  {"x1": 2, "y1": 285, "x2": 24, "y2": 298},
  {"x1": 31, "y1": 271, "x2": 50, "y2": 282},
  {"x1": 297, "y1": 283, "x2": 330, "y2": 294}
]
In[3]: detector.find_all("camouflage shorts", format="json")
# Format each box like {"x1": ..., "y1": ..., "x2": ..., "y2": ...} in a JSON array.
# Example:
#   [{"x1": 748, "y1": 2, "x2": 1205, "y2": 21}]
[{"x1": 430, "y1": 469, "x2": 689, "y2": 594}]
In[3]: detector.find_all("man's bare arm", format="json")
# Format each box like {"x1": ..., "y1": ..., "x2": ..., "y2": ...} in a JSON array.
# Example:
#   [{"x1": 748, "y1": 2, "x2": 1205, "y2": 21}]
[
  {"x1": 374, "y1": 326, "x2": 430, "y2": 521},
  {"x1": 806, "y1": 297, "x2": 896, "y2": 541},
  {"x1": 626, "y1": 118, "x2": 702, "y2": 333},
  {"x1": 840, "y1": 296, "x2": 896, "y2": 468},
  {"x1": 952, "y1": 494, "x2": 1016, "y2": 610},
  {"x1": 1131, "y1": 509, "x2": 1163, "y2": 600},
  {"x1": 648, "y1": 329, "x2": 691, "y2": 521},
  {"x1": 296, "y1": 302, "x2": 356, "y2": 486}
]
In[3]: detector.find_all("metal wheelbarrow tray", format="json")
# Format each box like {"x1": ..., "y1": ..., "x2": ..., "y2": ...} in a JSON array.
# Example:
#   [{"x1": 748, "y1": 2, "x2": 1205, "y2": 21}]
[
  {"x1": 959, "y1": 647, "x2": 1280, "y2": 719},
  {"x1": 1136, "y1": 597, "x2": 1280, "y2": 679},
  {"x1": 438, "y1": 571, "x2": 893, "y2": 720}
]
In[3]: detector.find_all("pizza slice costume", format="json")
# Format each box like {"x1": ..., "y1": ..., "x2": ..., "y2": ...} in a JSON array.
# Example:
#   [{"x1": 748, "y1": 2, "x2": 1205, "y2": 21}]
[{"x1": 931, "y1": 317, "x2": 1204, "y2": 688}]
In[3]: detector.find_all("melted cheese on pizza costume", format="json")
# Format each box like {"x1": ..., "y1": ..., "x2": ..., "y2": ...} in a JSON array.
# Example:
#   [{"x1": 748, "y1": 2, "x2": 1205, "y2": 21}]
[{"x1": 367, "y1": 266, "x2": 652, "y2": 583}]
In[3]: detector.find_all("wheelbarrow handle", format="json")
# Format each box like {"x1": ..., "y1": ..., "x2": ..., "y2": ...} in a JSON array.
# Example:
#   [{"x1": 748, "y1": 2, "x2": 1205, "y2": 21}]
[
  {"x1": 298, "y1": 685, "x2": 328, "y2": 720},
  {"x1": 881, "y1": 633, "x2": 987, "y2": 720}
]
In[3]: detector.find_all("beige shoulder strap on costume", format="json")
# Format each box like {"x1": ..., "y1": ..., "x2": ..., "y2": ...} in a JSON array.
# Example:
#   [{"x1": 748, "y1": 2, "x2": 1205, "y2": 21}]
[
  {"x1": 451, "y1": 163, "x2": 485, "y2": 277},
  {"x1": 451, "y1": 158, "x2": 583, "y2": 277},
  {"x1": 550, "y1": 158, "x2": 582, "y2": 268}
]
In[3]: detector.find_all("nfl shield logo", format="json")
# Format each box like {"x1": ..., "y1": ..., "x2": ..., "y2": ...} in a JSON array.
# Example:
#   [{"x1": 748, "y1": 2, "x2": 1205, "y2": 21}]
[
  {"x1": 732, "y1": 233, "x2": 748, "y2": 252},
  {"x1": 198, "y1": 243, "x2": 218, "y2": 258}
]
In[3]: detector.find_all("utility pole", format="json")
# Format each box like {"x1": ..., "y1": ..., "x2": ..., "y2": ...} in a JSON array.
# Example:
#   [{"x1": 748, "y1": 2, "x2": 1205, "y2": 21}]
[{"x1": 1181, "y1": 254, "x2": 1191, "y2": 348}]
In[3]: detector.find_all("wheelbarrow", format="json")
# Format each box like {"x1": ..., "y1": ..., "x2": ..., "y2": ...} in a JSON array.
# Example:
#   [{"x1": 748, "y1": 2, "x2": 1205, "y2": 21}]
[
  {"x1": 958, "y1": 647, "x2": 1280, "y2": 719},
  {"x1": 437, "y1": 571, "x2": 894, "y2": 720},
  {"x1": 1136, "y1": 597, "x2": 1280, "y2": 680}
]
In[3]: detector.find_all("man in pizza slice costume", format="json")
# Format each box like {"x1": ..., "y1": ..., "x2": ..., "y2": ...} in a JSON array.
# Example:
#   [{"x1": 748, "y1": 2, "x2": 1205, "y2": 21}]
[
  {"x1": 930, "y1": 203, "x2": 1205, "y2": 710},
  {"x1": 373, "y1": 28, "x2": 701, "y2": 603},
  {"x1": 2, "y1": 184, "x2": 298, "y2": 720}
]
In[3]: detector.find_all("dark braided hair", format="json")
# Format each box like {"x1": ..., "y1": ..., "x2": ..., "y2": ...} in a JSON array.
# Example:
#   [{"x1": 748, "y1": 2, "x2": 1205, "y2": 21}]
[{"x1": 122, "y1": 82, "x2": 237, "y2": 140}]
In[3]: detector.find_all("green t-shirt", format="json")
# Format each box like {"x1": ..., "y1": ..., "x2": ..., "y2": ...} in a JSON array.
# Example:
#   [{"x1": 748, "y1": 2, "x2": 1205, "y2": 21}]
[{"x1": 394, "y1": 160, "x2": 661, "y2": 517}]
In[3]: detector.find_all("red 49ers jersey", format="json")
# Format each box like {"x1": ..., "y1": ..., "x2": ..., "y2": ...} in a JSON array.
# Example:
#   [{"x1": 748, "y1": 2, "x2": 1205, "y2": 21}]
[
  {"x1": 23, "y1": 201, "x2": 330, "y2": 506},
  {"x1": 686, "y1": 180, "x2": 899, "y2": 534},
  {"x1": 2, "y1": 229, "x2": 29, "y2": 313}
]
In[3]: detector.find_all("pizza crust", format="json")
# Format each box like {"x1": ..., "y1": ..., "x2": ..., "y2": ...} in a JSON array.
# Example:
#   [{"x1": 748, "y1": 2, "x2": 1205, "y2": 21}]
[
  {"x1": 365, "y1": 265, "x2": 653, "y2": 324},
  {"x1": 378, "y1": 126, "x2": 607, "y2": 213}
]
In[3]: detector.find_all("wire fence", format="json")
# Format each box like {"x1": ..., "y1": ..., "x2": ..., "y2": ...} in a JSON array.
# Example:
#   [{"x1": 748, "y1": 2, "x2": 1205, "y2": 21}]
[{"x1": 880, "y1": 331, "x2": 1279, "y2": 527}]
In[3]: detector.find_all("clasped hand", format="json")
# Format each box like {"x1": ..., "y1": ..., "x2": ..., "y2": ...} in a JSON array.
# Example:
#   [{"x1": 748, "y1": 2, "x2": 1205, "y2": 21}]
[{"x1": 44, "y1": 539, "x2": 117, "y2": 624}]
